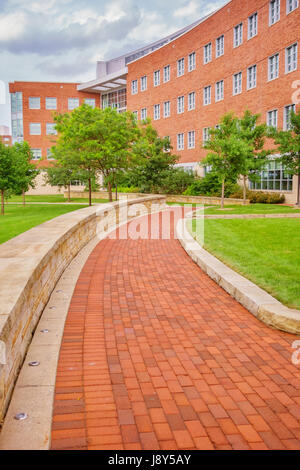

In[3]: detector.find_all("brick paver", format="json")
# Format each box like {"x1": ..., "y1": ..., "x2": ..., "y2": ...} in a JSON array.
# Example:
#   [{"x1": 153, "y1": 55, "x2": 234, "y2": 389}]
[{"x1": 51, "y1": 210, "x2": 300, "y2": 450}]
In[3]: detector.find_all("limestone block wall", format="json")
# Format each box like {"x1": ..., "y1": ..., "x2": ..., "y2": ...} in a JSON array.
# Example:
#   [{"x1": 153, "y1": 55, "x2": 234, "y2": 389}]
[{"x1": 0, "y1": 196, "x2": 166, "y2": 421}]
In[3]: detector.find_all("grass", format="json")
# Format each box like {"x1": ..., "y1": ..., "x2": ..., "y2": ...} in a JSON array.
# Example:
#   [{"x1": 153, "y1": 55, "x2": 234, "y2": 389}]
[
  {"x1": 203, "y1": 203, "x2": 300, "y2": 215},
  {"x1": 188, "y1": 217, "x2": 300, "y2": 309},
  {"x1": 8, "y1": 194, "x2": 111, "y2": 204},
  {"x1": 0, "y1": 204, "x2": 89, "y2": 244}
]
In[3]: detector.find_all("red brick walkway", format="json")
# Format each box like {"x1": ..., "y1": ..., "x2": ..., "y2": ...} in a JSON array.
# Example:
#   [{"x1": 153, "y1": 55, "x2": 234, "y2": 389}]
[{"x1": 51, "y1": 211, "x2": 300, "y2": 450}]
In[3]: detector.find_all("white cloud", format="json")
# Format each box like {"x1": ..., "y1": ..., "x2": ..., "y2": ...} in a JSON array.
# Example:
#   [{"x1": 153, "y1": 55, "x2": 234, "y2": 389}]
[
  {"x1": 173, "y1": 1, "x2": 198, "y2": 18},
  {"x1": 0, "y1": 12, "x2": 26, "y2": 40}
]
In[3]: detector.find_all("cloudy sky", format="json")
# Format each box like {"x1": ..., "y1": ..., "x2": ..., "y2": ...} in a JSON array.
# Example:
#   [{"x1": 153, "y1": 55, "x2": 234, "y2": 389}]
[{"x1": 0, "y1": 0, "x2": 225, "y2": 129}]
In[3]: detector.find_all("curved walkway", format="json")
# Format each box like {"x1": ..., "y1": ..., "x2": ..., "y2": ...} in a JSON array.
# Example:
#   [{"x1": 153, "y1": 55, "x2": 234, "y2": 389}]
[{"x1": 51, "y1": 212, "x2": 300, "y2": 450}]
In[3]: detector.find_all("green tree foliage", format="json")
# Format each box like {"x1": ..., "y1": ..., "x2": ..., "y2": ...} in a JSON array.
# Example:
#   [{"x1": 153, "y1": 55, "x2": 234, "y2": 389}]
[
  {"x1": 53, "y1": 105, "x2": 139, "y2": 203},
  {"x1": 184, "y1": 172, "x2": 239, "y2": 198},
  {"x1": 44, "y1": 164, "x2": 92, "y2": 202},
  {"x1": 13, "y1": 141, "x2": 37, "y2": 205},
  {"x1": 271, "y1": 108, "x2": 300, "y2": 206}
]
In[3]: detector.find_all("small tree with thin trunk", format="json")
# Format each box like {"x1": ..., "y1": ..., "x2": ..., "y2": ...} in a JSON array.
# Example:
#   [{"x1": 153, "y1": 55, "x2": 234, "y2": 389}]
[
  {"x1": 13, "y1": 141, "x2": 37, "y2": 205},
  {"x1": 203, "y1": 113, "x2": 250, "y2": 208},
  {"x1": 238, "y1": 110, "x2": 270, "y2": 205},
  {"x1": 271, "y1": 108, "x2": 300, "y2": 207},
  {"x1": 0, "y1": 142, "x2": 15, "y2": 215},
  {"x1": 44, "y1": 164, "x2": 89, "y2": 202}
]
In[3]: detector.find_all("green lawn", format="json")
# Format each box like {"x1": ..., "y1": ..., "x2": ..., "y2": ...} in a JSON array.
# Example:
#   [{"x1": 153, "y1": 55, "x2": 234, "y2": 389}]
[
  {"x1": 8, "y1": 194, "x2": 111, "y2": 204},
  {"x1": 204, "y1": 203, "x2": 300, "y2": 215},
  {"x1": 0, "y1": 204, "x2": 89, "y2": 244},
  {"x1": 188, "y1": 218, "x2": 300, "y2": 309}
]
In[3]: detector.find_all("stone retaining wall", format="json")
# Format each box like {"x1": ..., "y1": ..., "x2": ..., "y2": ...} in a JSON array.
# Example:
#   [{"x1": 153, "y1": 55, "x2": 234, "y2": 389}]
[
  {"x1": 65, "y1": 190, "x2": 249, "y2": 206},
  {"x1": 0, "y1": 196, "x2": 166, "y2": 421}
]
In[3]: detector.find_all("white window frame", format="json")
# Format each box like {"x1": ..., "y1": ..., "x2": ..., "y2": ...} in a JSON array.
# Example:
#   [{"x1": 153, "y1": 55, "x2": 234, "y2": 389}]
[
  {"x1": 287, "y1": 0, "x2": 298, "y2": 13},
  {"x1": 68, "y1": 98, "x2": 79, "y2": 110},
  {"x1": 45, "y1": 97, "x2": 57, "y2": 110},
  {"x1": 203, "y1": 86, "x2": 211, "y2": 106},
  {"x1": 154, "y1": 70, "x2": 160, "y2": 87},
  {"x1": 248, "y1": 12, "x2": 258, "y2": 39},
  {"x1": 141, "y1": 108, "x2": 147, "y2": 120},
  {"x1": 188, "y1": 52, "x2": 196, "y2": 72},
  {"x1": 154, "y1": 104, "x2": 160, "y2": 121},
  {"x1": 46, "y1": 123, "x2": 57, "y2": 135},
  {"x1": 177, "y1": 96, "x2": 185, "y2": 114},
  {"x1": 29, "y1": 97, "x2": 40, "y2": 110},
  {"x1": 188, "y1": 92, "x2": 195, "y2": 111},
  {"x1": 131, "y1": 80, "x2": 138, "y2": 95},
  {"x1": 203, "y1": 127, "x2": 211, "y2": 144},
  {"x1": 177, "y1": 58, "x2": 185, "y2": 77},
  {"x1": 234, "y1": 23, "x2": 243, "y2": 47},
  {"x1": 47, "y1": 148, "x2": 54, "y2": 160},
  {"x1": 285, "y1": 43, "x2": 298, "y2": 73},
  {"x1": 247, "y1": 65, "x2": 257, "y2": 89},
  {"x1": 284, "y1": 104, "x2": 296, "y2": 130},
  {"x1": 163, "y1": 101, "x2": 170, "y2": 118},
  {"x1": 204, "y1": 43, "x2": 212, "y2": 64},
  {"x1": 188, "y1": 131, "x2": 195, "y2": 149},
  {"x1": 84, "y1": 98, "x2": 95, "y2": 108},
  {"x1": 269, "y1": 0, "x2": 280, "y2": 25},
  {"x1": 163, "y1": 65, "x2": 170, "y2": 83},
  {"x1": 268, "y1": 53, "x2": 280, "y2": 80},
  {"x1": 31, "y1": 148, "x2": 42, "y2": 160},
  {"x1": 216, "y1": 35, "x2": 224, "y2": 58},
  {"x1": 177, "y1": 133, "x2": 184, "y2": 151},
  {"x1": 141, "y1": 76, "x2": 147, "y2": 91},
  {"x1": 29, "y1": 123, "x2": 41, "y2": 135},
  {"x1": 233, "y1": 72, "x2": 242, "y2": 95},
  {"x1": 267, "y1": 109, "x2": 278, "y2": 128},
  {"x1": 215, "y1": 80, "x2": 224, "y2": 102}
]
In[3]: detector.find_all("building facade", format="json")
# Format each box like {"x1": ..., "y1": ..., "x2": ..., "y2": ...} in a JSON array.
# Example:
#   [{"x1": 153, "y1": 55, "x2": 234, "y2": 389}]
[{"x1": 9, "y1": 0, "x2": 300, "y2": 202}]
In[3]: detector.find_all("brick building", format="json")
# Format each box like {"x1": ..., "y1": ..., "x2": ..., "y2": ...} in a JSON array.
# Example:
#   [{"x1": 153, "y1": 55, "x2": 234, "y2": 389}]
[
  {"x1": 9, "y1": 0, "x2": 300, "y2": 202},
  {"x1": 0, "y1": 135, "x2": 12, "y2": 147}
]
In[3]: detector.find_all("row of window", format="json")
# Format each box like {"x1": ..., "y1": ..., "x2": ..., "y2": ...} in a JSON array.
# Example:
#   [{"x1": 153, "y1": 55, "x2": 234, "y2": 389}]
[
  {"x1": 28, "y1": 97, "x2": 96, "y2": 110},
  {"x1": 249, "y1": 160, "x2": 294, "y2": 191},
  {"x1": 131, "y1": 1, "x2": 298, "y2": 94},
  {"x1": 31, "y1": 148, "x2": 54, "y2": 160},
  {"x1": 29, "y1": 122, "x2": 57, "y2": 135}
]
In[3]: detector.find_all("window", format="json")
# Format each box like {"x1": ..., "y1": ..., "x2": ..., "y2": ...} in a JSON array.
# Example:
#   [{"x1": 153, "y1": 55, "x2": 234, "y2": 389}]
[
  {"x1": 177, "y1": 96, "x2": 184, "y2": 114},
  {"x1": 269, "y1": 0, "x2": 280, "y2": 25},
  {"x1": 163, "y1": 101, "x2": 170, "y2": 118},
  {"x1": 46, "y1": 123, "x2": 57, "y2": 135},
  {"x1": 204, "y1": 43, "x2": 212, "y2": 64},
  {"x1": 141, "y1": 76, "x2": 147, "y2": 91},
  {"x1": 31, "y1": 149, "x2": 42, "y2": 160},
  {"x1": 203, "y1": 127, "x2": 211, "y2": 144},
  {"x1": 188, "y1": 52, "x2": 196, "y2": 72},
  {"x1": 269, "y1": 53, "x2": 279, "y2": 80},
  {"x1": 286, "y1": 43, "x2": 298, "y2": 73},
  {"x1": 250, "y1": 160, "x2": 293, "y2": 191},
  {"x1": 215, "y1": 80, "x2": 224, "y2": 102},
  {"x1": 11, "y1": 92, "x2": 23, "y2": 113},
  {"x1": 47, "y1": 148, "x2": 54, "y2": 160},
  {"x1": 29, "y1": 123, "x2": 41, "y2": 135},
  {"x1": 131, "y1": 80, "x2": 138, "y2": 95},
  {"x1": 247, "y1": 65, "x2": 257, "y2": 89},
  {"x1": 132, "y1": 111, "x2": 138, "y2": 121},
  {"x1": 68, "y1": 98, "x2": 79, "y2": 110},
  {"x1": 84, "y1": 98, "x2": 95, "y2": 108},
  {"x1": 233, "y1": 72, "x2": 242, "y2": 95},
  {"x1": 29, "y1": 97, "x2": 40, "y2": 109},
  {"x1": 234, "y1": 23, "x2": 243, "y2": 47},
  {"x1": 203, "y1": 86, "x2": 211, "y2": 105},
  {"x1": 46, "y1": 97, "x2": 57, "y2": 110},
  {"x1": 248, "y1": 12, "x2": 258, "y2": 38},
  {"x1": 188, "y1": 131, "x2": 195, "y2": 149},
  {"x1": 267, "y1": 109, "x2": 278, "y2": 128},
  {"x1": 163, "y1": 65, "x2": 170, "y2": 82},
  {"x1": 141, "y1": 108, "x2": 147, "y2": 120},
  {"x1": 154, "y1": 104, "x2": 160, "y2": 120},
  {"x1": 154, "y1": 70, "x2": 160, "y2": 87},
  {"x1": 177, "y1": 133, "x2": 184, "y2": 150},
  {"x1": 287, "y1": 0, "x2": 298, "y2": 13},
  {"x1": 284, "y1": 104, "x2": 296, "y2": 130},
  {"x1": 188, "y1": 92, "x2": 195, "y2": 110},
  {"x1": 216, "y1": 35, "x2": 224, "y2": 58},
  {"x1": 177, "y1": 58, "x2": 185, "y2": 77}
]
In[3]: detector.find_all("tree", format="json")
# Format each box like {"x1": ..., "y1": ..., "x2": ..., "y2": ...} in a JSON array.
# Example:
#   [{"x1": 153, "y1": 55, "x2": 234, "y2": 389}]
[
  {"x1": 271, "y1": 109, "x2": 300, "y2": 207},
  {"x1": 238, "y1": 110, "x2": 270, "y2": 204},
  {"x1": 53, "y1": 105, "x2": 139, "y2": 203},
  {"x1": 203, "y1": 113, "x2": 250, "y2": 208},
  {"x1": 0, "y1": 143, "x2": 15, "y2": 215},
  {"x1": 13, "y1": 141, "x2": 37, "y2": 205},
  {"x1": 44, "y1": 164, "x2": 90, "y2": 202}
]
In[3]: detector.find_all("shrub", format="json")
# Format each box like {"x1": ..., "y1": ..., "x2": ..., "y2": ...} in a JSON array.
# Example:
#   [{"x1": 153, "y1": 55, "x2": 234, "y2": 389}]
[
  {"x1": 184, "y1": 172, "x2": 239, "y2": 198},
  {"x1": 158, "y1": 168, "x2": 195, "y2": 194},
  {"x1": 115, "y1": 186, "x2": 140, "y2": 193},
  {"x1": 229, "y1": 188, "x2": 285, "y2": 204}
]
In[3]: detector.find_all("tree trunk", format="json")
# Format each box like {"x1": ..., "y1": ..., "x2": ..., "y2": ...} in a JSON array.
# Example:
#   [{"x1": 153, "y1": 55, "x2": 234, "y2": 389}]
[
  {"x1": 67, "y1": 183, "x2": 71, "y2": 202},
  {"x1": 221, "y1": 179, "x2": 225, "y2": 209},
  {"x1": 22, "y1": 189, "x2": 26, "y2": 206},
  {"x1": 297, "y1": 172, "x2": 300, "y2": 207},
  {"x1": 88, "y1": 178, "x2": 92, "y2": 206},
  {"x1": 1, "y1": 190, "x2": 4, "y2": 216},
  {"x1": 115, "y1": 183, "x2": 118, "y2": 201},
  {"x1": 107, "y1": 180, "x2": 113, "y2": 202},
  {"x1": 243, "y1": 175, "x2": 247, "y2": 205}
]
